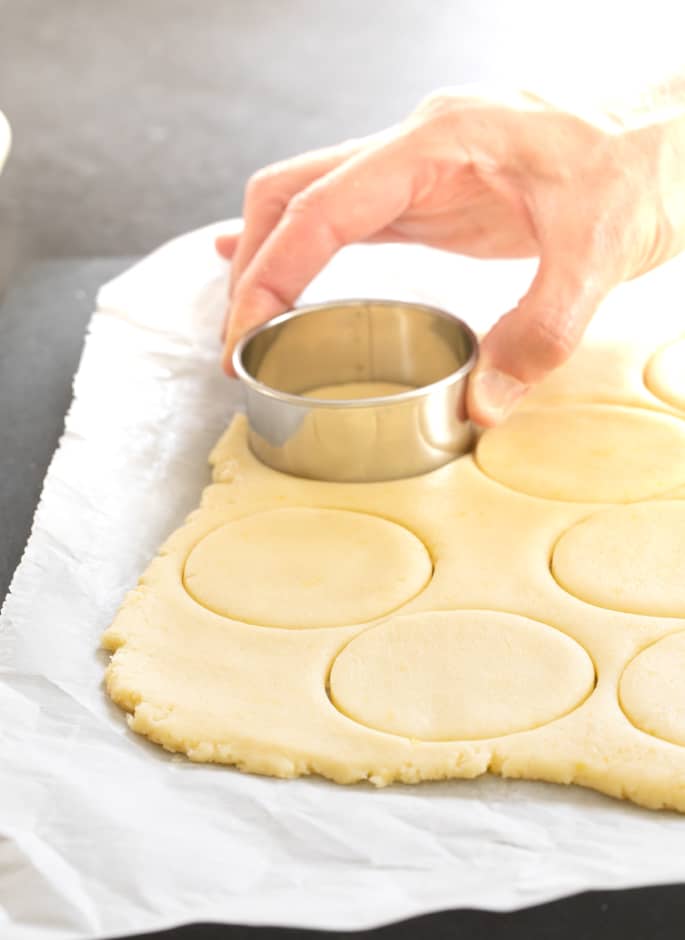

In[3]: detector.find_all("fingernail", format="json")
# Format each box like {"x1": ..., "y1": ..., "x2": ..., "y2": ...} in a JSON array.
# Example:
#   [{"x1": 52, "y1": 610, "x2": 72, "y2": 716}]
[
  {"x1": 220, "y1": 303, "x2": 233, "y2": 342},
  {"x1": 473, "y1": 369, "x2": 528, "y2": 420},
  {"x1": 222, "y1": 338, "x2": 237, "y2": 376}
]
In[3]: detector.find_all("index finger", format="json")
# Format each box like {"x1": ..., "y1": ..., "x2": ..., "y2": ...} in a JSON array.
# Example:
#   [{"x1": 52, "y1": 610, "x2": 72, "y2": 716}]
[{"x1": 223, "y1": 133, "x2": 416, "y2": 373}]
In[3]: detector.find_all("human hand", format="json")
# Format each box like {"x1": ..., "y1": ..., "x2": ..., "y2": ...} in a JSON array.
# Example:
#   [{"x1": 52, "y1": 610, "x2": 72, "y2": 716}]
[{"x1": 216, "y1": 87, "x2": 685, "y2": 425}]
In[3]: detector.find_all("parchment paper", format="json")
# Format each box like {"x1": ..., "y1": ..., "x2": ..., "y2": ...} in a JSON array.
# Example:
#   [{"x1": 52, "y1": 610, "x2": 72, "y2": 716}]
[{"x1": 3, "y1": 221, "x2": 685, "y2": 940}]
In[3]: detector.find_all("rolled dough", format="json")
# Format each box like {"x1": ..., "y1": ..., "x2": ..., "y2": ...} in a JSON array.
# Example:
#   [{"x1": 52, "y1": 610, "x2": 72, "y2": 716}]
[
  {"x1": 183, "y1": 507, "x2": 432, "y2": 629},
  {"x1": 620, "y1": 632, "x2": 685, "y2": 746},
  {"x1": 304, "y1": 382, "x2": 415, "y2": 399},
  {"x1": 103, "y1": 324, "x2": 685, "y2": 812},
  {"x1": 552, "y1": 502, "x2": 685, "y2": 617},
  {"x1": 476, "y1": 405, "x2": 685, "y2": 502},
  {"x1": 329, "y1": 610, "x2": 595, "y2": 740},
  {"x1": 645, "y1": 337, "x2": 685, "y2": 411},
  {"x1": 246, "y1": 381, "x2": 422, "y2": 482}
]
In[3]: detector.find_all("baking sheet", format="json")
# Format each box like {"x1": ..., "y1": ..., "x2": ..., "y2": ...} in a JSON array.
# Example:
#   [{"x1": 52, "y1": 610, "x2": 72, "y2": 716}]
[{"x1": 3, "y1": 221, "x2": 685, "y2": 940}]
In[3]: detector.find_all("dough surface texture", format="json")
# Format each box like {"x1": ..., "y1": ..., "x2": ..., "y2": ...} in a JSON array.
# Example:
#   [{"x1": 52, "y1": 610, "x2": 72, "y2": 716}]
[
  {"x1": 620, "y1": 632, "x2": 685, "y2": 746},
  {"x1": 184, "y1": 507, "x2": 432, "y2": 628},
  {"x1": 304, "y1": 381, "x2": 415, "y2": 399},
  {"x1": 645, "y1": 337, "x2": 685, "y2": 410},
  {"x1": 329, "y1": 610, "x2": 595, "y2": 740},
  {"x1": 476, "y1": 405, "x2": 685, "y2": 502},
  {"x1": 103, "y1": 319, "x2": 685, "y2": 811},
  {"x1": 552, "y1": 502, "x2": 685, "y2": 617}
]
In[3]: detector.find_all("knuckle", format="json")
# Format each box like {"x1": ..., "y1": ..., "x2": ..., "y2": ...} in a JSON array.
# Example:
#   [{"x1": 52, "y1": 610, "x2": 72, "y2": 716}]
[
  {"x1": 413, "y1": 88, "x2": 465, "y2": 129},
  {"x1": 409, "y1": 86, "x2": 494, "y2": 146},
  {"x1": 418, "y1": 88, "x2": 459, "y2": 114},
  {"x1": 526, "y1": 313, "x2": 577, "y2": 370},
  {"x1": 283, "y1": 187, "x2": 344, "y2": 250},
  {"x1": 244, "y1": 166, "x2": 282, "y2": 205},
  {"x1": 285, "y1": 186, "x2": 335, "y2": 231},
  {"x1": 286, "y1": 187, "x2": 320, "y2": 218},
  {"x1": 584, "y1": 218, "x2": 628, "y2": 277},
  {"x1": 415, "y1": 83, "x2": 493, "y2": 120}
]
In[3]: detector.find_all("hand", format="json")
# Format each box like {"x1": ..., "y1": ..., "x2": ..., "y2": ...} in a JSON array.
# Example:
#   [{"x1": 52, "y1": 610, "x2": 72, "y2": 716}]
[{"x1": 216, "y1": 87, "x2": 685, "y2": 425}]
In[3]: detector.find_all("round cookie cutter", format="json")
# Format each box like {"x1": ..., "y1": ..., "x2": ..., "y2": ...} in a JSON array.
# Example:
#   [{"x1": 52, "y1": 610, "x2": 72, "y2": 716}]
[{"x1": 233, "y1": 299, "x2": 478, "y2": 482}]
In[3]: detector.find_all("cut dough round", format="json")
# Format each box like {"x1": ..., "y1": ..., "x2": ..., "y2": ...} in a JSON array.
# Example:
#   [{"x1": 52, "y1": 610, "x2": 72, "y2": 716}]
[
  {"x1": 645, "y1": 337, "x2": 685, "y2": 411},
  {"x1": 553, "y1": 501, "x2": 685, "y2": 616},
  {"x1": 304, "y1": 382, "x2": 414, "y2": 399},
  {"x1": 183, "y1": 507, "x2": 432, "y2": 628},
  {"x1": 620, "y1": 632, "x2": 685, "y2": 746},
  {"x1": 329, "y1": 610, "x2": 595, "y2": 740},
  {"x1": 476, "y1": 405, "x2": 685, "y2": 502}
]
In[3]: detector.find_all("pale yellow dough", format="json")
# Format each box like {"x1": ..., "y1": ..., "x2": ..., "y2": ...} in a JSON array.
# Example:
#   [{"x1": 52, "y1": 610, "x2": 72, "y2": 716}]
[
  {"x1": 620, "y1": 632, "x2": 685, "y2": 746},
  {"x1": 645, "y1": 337, "x2": 685, "y2": 411},
  {"x1": 184, "y1": 507, "x2": 432, "y2": 628},
  {"x1": 476, "y1": 405, "x2": 685, "y2": 503},
  {"x1": 304, "y1": 382, "x2": 415, "y2": 399},
  {"x1": 104, "y1": 336, "x2": 685, "y2": 812},
  {"x1": 251, "y1": 381, "x2": 419, "y2": 481},
  {"x1": 329, "y1": 610, "x2": 595, "y2": 740},
  {"x1": 552, "y1": 502, "x2": 685, "y2": 617}
]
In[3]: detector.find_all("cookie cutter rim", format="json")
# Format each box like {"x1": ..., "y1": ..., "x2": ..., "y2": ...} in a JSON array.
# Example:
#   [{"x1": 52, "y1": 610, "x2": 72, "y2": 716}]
[
  {"x1": 232, "y1": 298, "x2": 479, "y2": 481},
  {"x1": 233, "y1": 299, "x2": 478, "y2": 403}
]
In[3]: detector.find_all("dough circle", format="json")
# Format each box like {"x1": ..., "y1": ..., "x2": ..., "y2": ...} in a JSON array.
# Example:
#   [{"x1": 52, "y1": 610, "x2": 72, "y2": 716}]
[
  {"x1": 552, "y1": 501, "x2": 685, "y2": 617},
  {"x1": 304, "y1": 382, "x2": 414, "y2": 399},
  {"x1": 476, "y1": 405, "x2": 685, "y2": 502},
  {"x1": 183, "y1": 507, "x2": 432, "y2": 628},
  {"x1": 645, "y1": 337, "x2": 685, "y2": 411},
  {"x1": 328, "y1": 610, "x2": 595, "y2": 740},
  {"x1": 620, "y1": 632, "x2": 685, "y2": 746}
]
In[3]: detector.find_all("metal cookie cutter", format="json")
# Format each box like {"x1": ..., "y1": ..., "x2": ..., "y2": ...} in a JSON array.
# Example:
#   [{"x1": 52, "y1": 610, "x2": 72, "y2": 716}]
[{"x1": 233, "y1": 299, "x2": 478, "y2": 483}]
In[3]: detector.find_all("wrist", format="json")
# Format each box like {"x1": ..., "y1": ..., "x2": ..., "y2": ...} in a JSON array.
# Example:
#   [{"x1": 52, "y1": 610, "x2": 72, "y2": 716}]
[{"x1": 632, "y1": 110, "x2": 685, "y2": 268}]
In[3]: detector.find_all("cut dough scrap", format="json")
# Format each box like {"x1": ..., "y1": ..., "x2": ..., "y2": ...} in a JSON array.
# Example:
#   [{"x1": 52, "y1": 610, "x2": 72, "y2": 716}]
[
  {"x1": 645, "y1": 337, "x2": 685, "y2": 411},
  {"x1": 183, "y1": 507, "x2": 432, "y2": 628},
  {"x1": 476, "y1": 405, "x2": 685, "y2": 503},
  {"x1": 620, "y1": 632, "x2": 685, "y2": 746},
  {"x1": 329, "y1": 610, "x2": 595, "y2": 741},
  {"x1": 524, "y1": 342, "x2": 656, "y2": 410},
  {"x1": 553, "y1": 501, "x2": 685, "y2": 617}
]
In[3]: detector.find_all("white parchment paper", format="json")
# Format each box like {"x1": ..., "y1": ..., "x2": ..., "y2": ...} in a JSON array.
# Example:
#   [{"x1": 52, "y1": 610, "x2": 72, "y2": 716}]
[{"x1": 3, "y1": 222, "x2": 685, "y2": 940}]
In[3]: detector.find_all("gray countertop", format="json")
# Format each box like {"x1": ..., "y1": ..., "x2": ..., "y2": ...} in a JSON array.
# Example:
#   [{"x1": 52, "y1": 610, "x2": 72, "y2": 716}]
[{"x1": 0, "y1": 258, "x2": 133, "y2": 595}]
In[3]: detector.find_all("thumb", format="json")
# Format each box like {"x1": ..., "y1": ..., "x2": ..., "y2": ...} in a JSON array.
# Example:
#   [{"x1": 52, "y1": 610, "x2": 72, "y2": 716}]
[{"x1": 467, "y1": 257, "x2": 608, "y2": 427}]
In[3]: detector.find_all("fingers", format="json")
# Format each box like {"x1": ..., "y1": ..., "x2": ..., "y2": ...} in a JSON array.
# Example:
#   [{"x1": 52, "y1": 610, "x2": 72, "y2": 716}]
[
  {"x1": 220, "y1": 140, "x2": 369, "y2": 345},
  {"x1": 214, "y1": 230, "x2": 240, "y2": 339},
  {"x1": 223, "y1": 133, "x2": 416, "y2": 373},
  {"x1": 229, "y1": 139, "x2": 367, "y2": 299},
  {"x1": 215, "y1": 232, "x2": 240, "y2": 259},
  {"x1": 468, "y1": 252, "x2": 610, "y2": 426}
]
